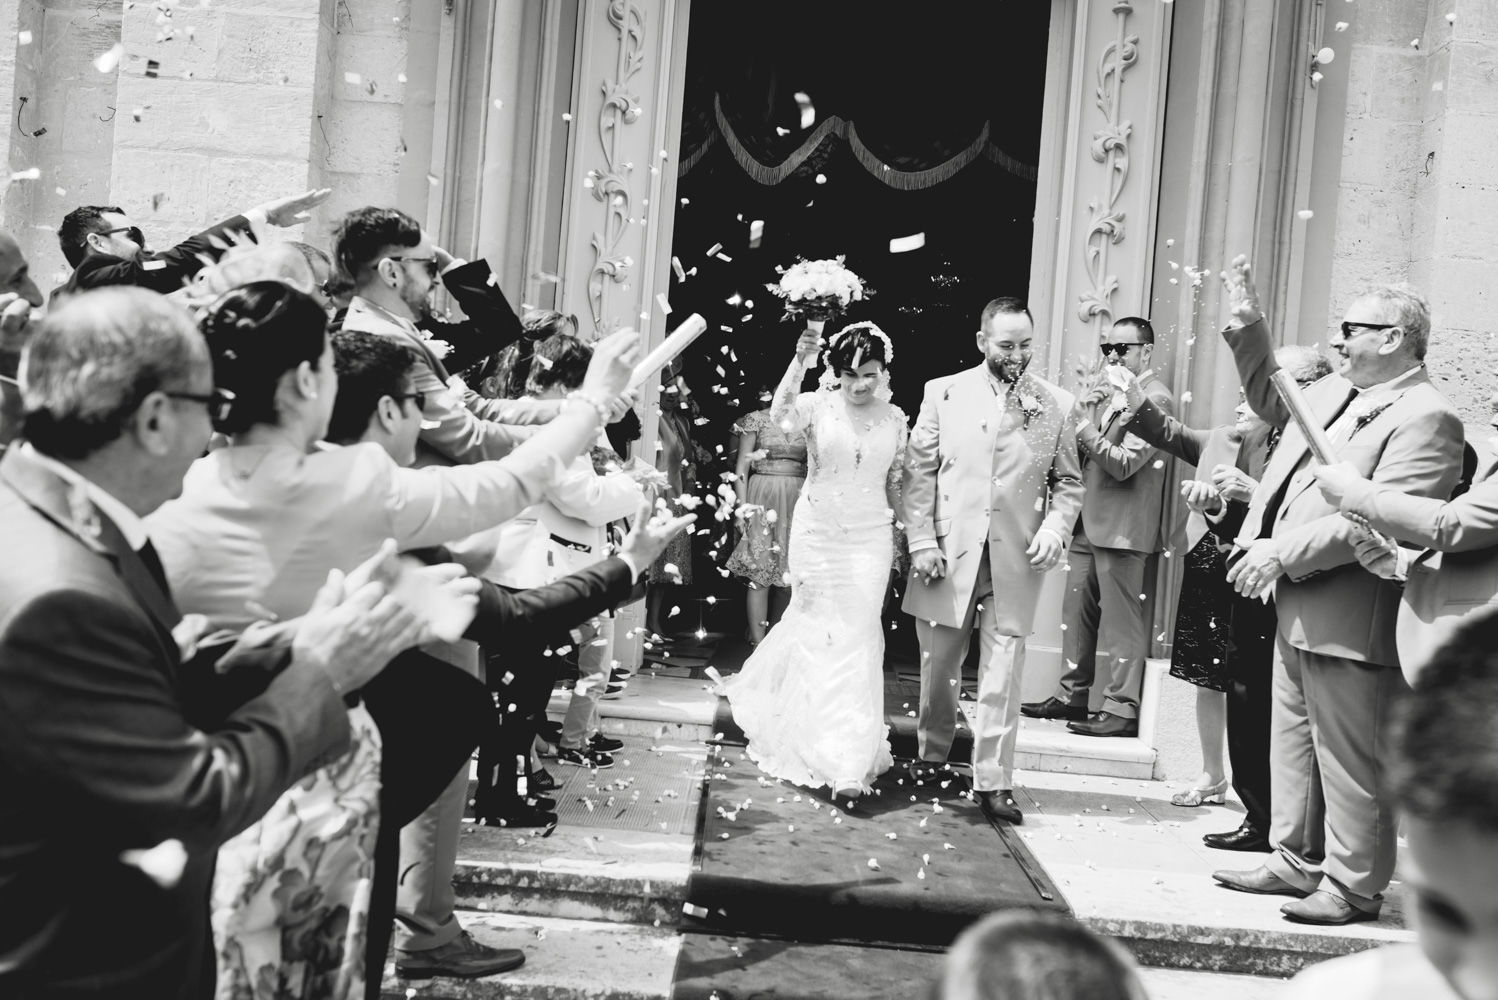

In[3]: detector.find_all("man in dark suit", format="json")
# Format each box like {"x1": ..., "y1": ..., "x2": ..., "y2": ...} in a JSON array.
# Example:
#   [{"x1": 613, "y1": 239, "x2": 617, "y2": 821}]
[
  {"x1": 0, "y1": 288, "x2": 426, "y2": 999},
  {"x1": 1023, "y1": 317, "x2": 1175, "y2": 738},
  {"x1": 50, "y1": 188, "x2": 331, "y2": 303},
  {"x1": 1211, "y1": 256, "x2": 1465, "y2": 925}
]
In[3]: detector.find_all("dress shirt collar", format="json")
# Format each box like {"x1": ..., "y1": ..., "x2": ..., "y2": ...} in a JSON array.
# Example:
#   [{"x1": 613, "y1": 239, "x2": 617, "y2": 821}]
[
  {"x1": 345, "y1": 295, "x2": 422, "y2": 336},
  {"x1": 20, "y1": 442, "x2": 149, "y2": 549},
  {"x1": 1353, "y1": 365, "x2": 1424, "y2": 402}
]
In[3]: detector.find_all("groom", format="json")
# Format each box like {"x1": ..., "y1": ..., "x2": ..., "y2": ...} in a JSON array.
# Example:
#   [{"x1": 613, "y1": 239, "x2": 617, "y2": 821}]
[{"x1": 902, "y1": 297, "x2": 1085, "y2": 824}]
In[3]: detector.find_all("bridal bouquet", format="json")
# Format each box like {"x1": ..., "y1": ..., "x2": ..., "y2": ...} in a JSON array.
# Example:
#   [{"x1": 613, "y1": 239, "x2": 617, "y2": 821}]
[{"x1": 768, "y1": 257, "x2": 871, "y2": 326}]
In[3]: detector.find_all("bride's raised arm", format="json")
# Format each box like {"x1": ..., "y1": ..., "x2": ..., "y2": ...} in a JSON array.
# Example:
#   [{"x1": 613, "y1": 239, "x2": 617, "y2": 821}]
[{"x1": 768, "y1": 326, "x2": 824, "y2": 436}]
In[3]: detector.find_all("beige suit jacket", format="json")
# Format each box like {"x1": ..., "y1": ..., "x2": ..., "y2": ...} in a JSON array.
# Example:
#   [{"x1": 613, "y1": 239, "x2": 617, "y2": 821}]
[
  {"x1": 1075, "y1": 370, "x2": 1175, "y2": 552},
  {"x1": 902, "y1": 366, "x2": 1085, "y2": 633},
  {"x1": 1339, "y1": 453, "x2": 1498, "y2": 679},
  {"x1": 1226, "y1": 318, "x2": 1465, "y2": 667}
]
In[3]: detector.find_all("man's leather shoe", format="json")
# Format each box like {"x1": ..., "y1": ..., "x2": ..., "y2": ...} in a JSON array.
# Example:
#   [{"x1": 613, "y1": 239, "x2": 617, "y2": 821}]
[
  {"x1": 530, "y1": 767, "x2": 557, "y2": 792},
  {"x1": 907, "y1": 759, "x2": 943, "y2": 783},
  {"x1": 1211, "y1": 865, "x2": 1310, "y2": 897},
  {"x1": 1203, "y1": 823, "x2": 1271, "y2": 853},
  {"x1": 1066, "y1": 711, "x2": 1138, "y2": 738},
  {"x1": 977, "y1": 789, "x2": 1023, "y2": 825},
  {"x1": 1021, "y1": 696, "x2": 1087, "y2": 721},
  {"x1": 396, "y1": 930, "x2": 526, "y2": 979},
  {"x1": 1280, "y1": 891, "x2": 1377, "y2": 925}
]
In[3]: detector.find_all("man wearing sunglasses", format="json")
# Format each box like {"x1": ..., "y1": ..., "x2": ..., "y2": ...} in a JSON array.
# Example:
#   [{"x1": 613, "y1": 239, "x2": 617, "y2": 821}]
[
  {"x1": 52, "y1": 188, "x2": 332, "y2": 304},
  {"x1": 1209, "y1": 254, "x2": 1465, "y2": 926},
  {"x1": 1024, "y1": 316, "x2": 1175, "y2": 740}
]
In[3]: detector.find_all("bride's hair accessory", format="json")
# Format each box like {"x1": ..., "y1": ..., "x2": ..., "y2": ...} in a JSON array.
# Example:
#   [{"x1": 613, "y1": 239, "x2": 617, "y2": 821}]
[{"x1": 818, "y1": 321, "x2": 895, "y2": 396}]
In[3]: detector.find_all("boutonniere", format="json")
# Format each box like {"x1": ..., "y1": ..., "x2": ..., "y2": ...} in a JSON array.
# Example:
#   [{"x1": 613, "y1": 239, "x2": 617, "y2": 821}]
[{"x1": 1350, "y1": 401, "x2": 1395, "y2": 437}]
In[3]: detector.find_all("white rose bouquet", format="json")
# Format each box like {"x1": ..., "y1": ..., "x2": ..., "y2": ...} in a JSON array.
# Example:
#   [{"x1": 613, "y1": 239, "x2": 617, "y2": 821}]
[{"x1": 768, "y1": 256, "x2": 871, "y2": 329}]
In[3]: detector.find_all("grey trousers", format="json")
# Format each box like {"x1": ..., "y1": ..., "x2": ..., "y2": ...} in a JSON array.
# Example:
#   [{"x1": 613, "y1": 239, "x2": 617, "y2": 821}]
[
  {"x1": 1263, "y1": 635, "x2": 1408, "y2": 913},
  {"x1": 1057, "y1": 531, "x2": 1149, "y2": 719},
  {"x1": 916, "y1": 547, "x2": 1029, "y2": 792}
]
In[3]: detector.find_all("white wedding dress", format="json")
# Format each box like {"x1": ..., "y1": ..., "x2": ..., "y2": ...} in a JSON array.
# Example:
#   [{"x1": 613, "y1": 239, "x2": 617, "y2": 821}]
[{"x1": 724, "y1": 362, "x2": 906, "y2": 793}]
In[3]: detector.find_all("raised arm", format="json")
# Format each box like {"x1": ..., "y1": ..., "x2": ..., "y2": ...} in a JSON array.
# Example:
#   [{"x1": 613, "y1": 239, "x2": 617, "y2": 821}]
[
  {"x1": 769, "y1": 328, "x2": 822, "y2": 435},
  {"x1": 1075, "y1": 385, "x2": 1173, "y2": 481},
  {"x1": 1124, "y1": 394, "x2": 1211, "y2": 466}
]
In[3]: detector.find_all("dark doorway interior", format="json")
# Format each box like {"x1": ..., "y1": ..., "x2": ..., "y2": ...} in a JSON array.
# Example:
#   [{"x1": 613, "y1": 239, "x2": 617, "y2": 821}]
[{"x1": 655, "y1": 1, "x2": 1053, "y2": 642}]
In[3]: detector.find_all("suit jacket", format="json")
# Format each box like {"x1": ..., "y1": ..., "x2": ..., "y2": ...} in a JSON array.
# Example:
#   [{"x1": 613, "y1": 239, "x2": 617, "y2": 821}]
[
  {"x1": 902, "y1": 366, "x2": 1085, "y2": 633},
  {"x1": 49, "y1": 214, "x2": 253, "y2": 304},
  {"x1": 1225, "y1": 318, "x2": 1465, "y2": 666},
  {"x1": 1339, "y1": 452, "x2": 1498, "y2": 680},
  {"x1": 1075, "y1": 369, "x2": 1175, "y2": 552},
  {"x1": 1124, "y1": 397, "x2": 1274, "y2": 550},
  {"x1": 0, "y1": 447, "x2": 351, "y2": 998},
  {"x1": 338, "y1": 261, "x2": 557, "y2": 468}
]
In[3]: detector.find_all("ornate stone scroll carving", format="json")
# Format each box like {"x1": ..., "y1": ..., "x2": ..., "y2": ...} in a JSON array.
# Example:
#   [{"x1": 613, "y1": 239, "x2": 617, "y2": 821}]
[
  {"x1": 587, "y1": 0, "x2": 646, "y2": 331},
  {"x1": 1077, "y1": 0, "x2": 1139, "y2": 330}
]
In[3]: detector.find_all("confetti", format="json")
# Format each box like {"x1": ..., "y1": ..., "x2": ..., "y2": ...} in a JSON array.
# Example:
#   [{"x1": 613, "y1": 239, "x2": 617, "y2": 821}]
[
  {"x1": 9, "y1": 168, "x2": 40, "y2": 182},
  {"x1": 1296, "y1": 209, "x2": 1314, "y2": 220},
  {"x1": 17, "y1": 30, "x2": 31, "y2": 45},
  {"x1": 1334, "y1": 20, "x2": 1349, "y2": 30},
  {"x1": 95, "y1": 44, "x2": 124, "y2": 74},
  {"x1": 889, "y1": 232, "x2": 926, "y2": 253},
  {"x1": 867, "y1": 858, "x2": 880, "y2": 870},
  {"x1": 655, "y1": 292, "x2": 672, "y2": 315},
  {"x1": 344, "y1": 71, "x2": 362, "y2": 84}
]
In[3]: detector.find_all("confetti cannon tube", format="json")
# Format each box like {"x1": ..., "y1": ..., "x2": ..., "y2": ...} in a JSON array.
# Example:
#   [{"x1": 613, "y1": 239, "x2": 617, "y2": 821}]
[
  {"x1": 629, "y1": 313, "x2": 708, "y2": 390},
  {"x1": 1270, "y1": 368, "x2": 1336, "y2": 465}
]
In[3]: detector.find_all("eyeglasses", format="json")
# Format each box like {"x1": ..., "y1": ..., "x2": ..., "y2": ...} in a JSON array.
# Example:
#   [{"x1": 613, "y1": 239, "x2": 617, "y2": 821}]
[
  {"x1": 1100, "y1": 342, "x2": 1142, "y2": 358},
  {"x1": 98, "y1": 225, "x2": 145, "y2": 248},
  {"x1": 165, "y1": 387, "x2": 236, "y2": 422},
  {"x1": 1339, "y1": 321, "x2": 1398, "y2": 340},
  {"x1": 386, "y1": 255, "x2": 441, "y2": 278},
  {"x1": 392, "y1": 390, "x2": 426, "y2": 411}
]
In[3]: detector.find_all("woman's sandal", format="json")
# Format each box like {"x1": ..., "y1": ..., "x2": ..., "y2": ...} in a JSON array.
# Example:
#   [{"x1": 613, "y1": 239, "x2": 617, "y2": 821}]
[{"x1": 1171, "y1": 777, "x2": 1229, "y2": 807}]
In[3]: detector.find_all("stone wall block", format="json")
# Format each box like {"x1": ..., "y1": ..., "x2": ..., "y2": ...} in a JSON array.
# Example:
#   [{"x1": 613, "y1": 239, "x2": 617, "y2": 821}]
[
  {"x1": 120, "y1": 6, "x2": 226, "y2": 81},
  {"x1": 1339, "y1": 117, "x2": 1427, "y2": 189},
  {"x1": 205, "y1": 155, "x2": 314, "y2": 223},
  {"x1": 1347, "y1": 48, "x2": 1428, "y2": 120},
  {"x1": 315, "y1": 169, "x2": 403, "y2": 232},
  {"x1": 1438, "y1": 112, "x2": 1498, "y2": 186},
  {"x1": 1353, "y1": 0, "x2": 1438, "y2": 47},
  {"x1": 215, "y1": 14, "x2": 321, "y2": 87},
  {"x1": 330, "y1": 33, "x2": 408, "y2": 105},
  {"x1": 318, "y1": 100, "x2": 403, "y2": 177},
  {"x1": 1426, "y1": 182, "x2": 1498, "y2": 260},
  {"x1": 109, "y1": 148, "x2": 213, "y2": 225},
  {"x1": 59, "y1": 85, "x2": 121, "y2": 157},
  {"x1": 1421, "y1": 325, "x2": 1495, "y2": 436},
  {"x1": 1446, "y1": 40, "x2": 1498, "y2": 111},
  {"x1": 333, "y1": 0, "x2": 410, "y2": 35},
  {"x1": 186, "y1": 0, "x2": 322, "y2": 17},
  {"x1": 113, "y1": 80, "x2": 314, "y2": 160},
  {"x1": 1332, "y1": 184, "x2": 1417, "y2": 263},
  {"x1": 1454, "y1": 0, "x2": 1498, "y2": 43},
  {"x1": 1425, "y1": 258, "x2": 1498, "y2": 336}
]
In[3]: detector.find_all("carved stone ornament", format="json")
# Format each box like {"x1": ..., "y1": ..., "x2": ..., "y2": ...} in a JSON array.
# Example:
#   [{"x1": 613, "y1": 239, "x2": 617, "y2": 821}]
[
  {"x1": 588, "y1": 0, "x2": 647, "y2": 331},
  {"x1": 1077, "y1": 0, "x2": 1139, "y2": 329}
]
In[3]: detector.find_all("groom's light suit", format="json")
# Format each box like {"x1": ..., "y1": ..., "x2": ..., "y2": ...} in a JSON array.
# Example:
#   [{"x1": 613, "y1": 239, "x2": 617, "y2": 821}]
[{"x1": 902, "y1": 365, "x2": 1085, "y2": 791}]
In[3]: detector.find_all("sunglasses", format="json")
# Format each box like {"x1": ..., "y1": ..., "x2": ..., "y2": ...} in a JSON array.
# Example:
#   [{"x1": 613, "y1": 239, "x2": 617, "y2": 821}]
[
  {"x1": 98, "y1": 224, "x2": 145, "y2": 248},
  {"x1": 386, "y1": 255, "x2": 441, "y2": 278},
  {"x1": 1100, "y1": 342, "x2": 1143, "y2": 358},
  {"x1": 392, "y1": 390, "x2": 427, "y2": 411},
  {"x1": 165, "y1": 387, "x2": 236, "y2": 422},
  {"x1": 1339, "y1": 321, "x2": 1398, "y2": 340}
]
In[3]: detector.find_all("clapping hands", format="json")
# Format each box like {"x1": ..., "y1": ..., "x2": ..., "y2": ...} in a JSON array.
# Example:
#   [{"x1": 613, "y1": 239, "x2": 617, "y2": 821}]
[
  {"x1": 1210, "y1": 464, "x2": 1258, "y2": 504},
  {"x1": 1180, "y1": 479, "x2": 1224, "y2": 516}
]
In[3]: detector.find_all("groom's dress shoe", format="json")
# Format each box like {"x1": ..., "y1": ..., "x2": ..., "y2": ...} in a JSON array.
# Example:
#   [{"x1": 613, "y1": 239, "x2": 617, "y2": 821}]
[
  {"x1": 1020, "y1": 696, "x2": 1087, "y2": 722},
  {"x1": 977, "y1": 790, "x2": 1023, "y2": 825},
  {"x1": 1203, "y1": 823, "x2": 1271, "y2": 853},
  {"x1": 1281, "y1": 891, "x2": 1377, "y2": 925},
  {"x1": 1066, "y1": 711, "x2": 1138, "y2": 738},
  {"x1": 907, "y1": 759, "x2": 942, "y2": 783},
  {"x1": 1211, "y1": 865, "x2": 1310, "y2": 897}
]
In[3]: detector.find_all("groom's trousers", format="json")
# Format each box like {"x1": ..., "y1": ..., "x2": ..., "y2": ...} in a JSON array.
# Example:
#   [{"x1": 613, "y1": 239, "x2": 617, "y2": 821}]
[{"x1": 915, "y1": 546, "x2": 1028, "y2": 792}]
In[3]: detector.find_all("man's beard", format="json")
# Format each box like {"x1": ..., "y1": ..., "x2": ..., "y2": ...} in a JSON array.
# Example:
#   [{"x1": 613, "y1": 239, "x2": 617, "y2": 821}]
[
  {"x1": 987, "y1": 356, "x2": 1030, "y2": 384},
  {"x1": 403, "y1": 287, "x2": 434, "y2": 323}
]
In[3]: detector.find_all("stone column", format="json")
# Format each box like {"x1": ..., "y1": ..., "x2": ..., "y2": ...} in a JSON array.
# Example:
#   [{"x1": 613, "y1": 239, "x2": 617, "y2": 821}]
[{"x1": 555, "y1": 0, "x2": 691, "y2": 665}]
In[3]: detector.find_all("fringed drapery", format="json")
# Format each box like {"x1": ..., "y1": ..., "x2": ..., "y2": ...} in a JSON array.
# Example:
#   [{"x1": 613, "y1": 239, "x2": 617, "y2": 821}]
[{"x1": 679, "y1": 94, "x2": 1038, "y2": 189}]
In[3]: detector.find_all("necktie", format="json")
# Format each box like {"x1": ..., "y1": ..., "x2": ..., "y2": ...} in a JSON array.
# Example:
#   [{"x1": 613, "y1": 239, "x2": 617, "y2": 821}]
[{"x1": 136, "y1": 539, "x2": 172, "y2": 599}]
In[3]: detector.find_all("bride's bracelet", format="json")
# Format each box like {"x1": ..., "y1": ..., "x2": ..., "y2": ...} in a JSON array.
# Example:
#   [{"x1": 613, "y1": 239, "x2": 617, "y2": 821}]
[{"x1": 566, "y1": 389, "x2": 612, "y2": 425}]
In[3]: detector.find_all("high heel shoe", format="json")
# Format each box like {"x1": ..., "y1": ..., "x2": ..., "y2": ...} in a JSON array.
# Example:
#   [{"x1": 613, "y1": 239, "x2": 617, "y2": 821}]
[{"x1": 1171, "y1": 777, "x2": 1229, "y2": 807}]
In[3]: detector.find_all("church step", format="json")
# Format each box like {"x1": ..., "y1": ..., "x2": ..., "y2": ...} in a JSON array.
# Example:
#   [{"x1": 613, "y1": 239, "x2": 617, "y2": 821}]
[
  {"x1": 378, "y1": 911, "x2": 1288, "y2": 1000},
  {"x1": 550, "y1": 671, "x2": 1160, "y2": 780}
]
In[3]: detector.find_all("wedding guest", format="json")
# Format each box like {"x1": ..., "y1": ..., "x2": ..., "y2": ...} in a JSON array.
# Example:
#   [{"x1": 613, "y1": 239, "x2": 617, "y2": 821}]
[
  {"x1": 1023, "y1": 317, "x2": 1174, "y2": 738},
  {"x1": 52, "y1": 188, "x2": 330, "y2": 303},
  {"x1": 1311, "y1": 381, "x2": 1498, "y2": 681},
  {"x1": 938, "y1": 909, "x2": 1148, "y2": 1000},
  {"x1": 1283, "y1": 612, "x2": 1498, "y2": 999},
  {"x1": 326, "y1": 330, "x2": 686, "y2": 985},
  {"x1": 1211, "y1": 257, "x2": 1464, "y2": 925},
  {"x1": 1113, "y1": 347, "x2": 1331, "y2": 839},
  {"x1": 0, "y1": 228, "x2": 45, "y2": 449},
  {"x1": 727, "y1": 392, "x2": 807, "y2": 644},
  {"x1": 333, "y1": 206, "x2": 555, "y2": 465},
  {"x1": 0, "y1": 286, "x2": 424, "y2": 1000},
  {"x1": 148, "y1": 282, "x2": 638, "y2": 994},
  {"x1": 171, "y1": 241, "x2": 318, "y2": 315},
  {"x1": 645, "y1": 358, "x2": 706, "y2": 640}
]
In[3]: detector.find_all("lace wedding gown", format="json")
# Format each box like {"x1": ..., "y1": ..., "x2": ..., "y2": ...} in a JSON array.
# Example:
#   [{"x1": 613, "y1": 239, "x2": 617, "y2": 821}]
[{"x1": 724, "y1": 362, "x2": 906, "y2": 793}]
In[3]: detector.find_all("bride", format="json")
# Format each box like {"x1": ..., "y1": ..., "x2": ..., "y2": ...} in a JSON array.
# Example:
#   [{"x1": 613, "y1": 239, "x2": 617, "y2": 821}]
[{"x1": 723, "y1": 321, "x2": 907, "y2": 798}]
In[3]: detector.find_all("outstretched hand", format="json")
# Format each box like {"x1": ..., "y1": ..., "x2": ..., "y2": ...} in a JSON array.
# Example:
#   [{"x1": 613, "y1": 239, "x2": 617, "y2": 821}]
[
  {"x1": 1221, "y1": 254, "x2": 1263, "y2": 327},
  {"x1": 619, "y1": 497, "x2": 696, "y2": 570},
  {"x1": 254, "y1": 188, "x2": 333, "y2": 227}
]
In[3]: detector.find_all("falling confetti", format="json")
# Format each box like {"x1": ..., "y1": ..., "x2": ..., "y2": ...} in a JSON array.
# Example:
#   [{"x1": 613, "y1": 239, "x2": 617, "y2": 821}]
[
  {"x1": 95, "y1": 44, "x2": 124, "y2": 74},
  {"x1": 1296, "y1": 209, "x2": 1315, "y2": 220}
]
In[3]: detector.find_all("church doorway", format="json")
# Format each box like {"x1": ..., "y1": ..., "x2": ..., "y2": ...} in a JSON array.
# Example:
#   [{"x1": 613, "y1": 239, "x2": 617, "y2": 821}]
[{"x1": 649, "y1": 2, "x2": 1058, "y2": 649}]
